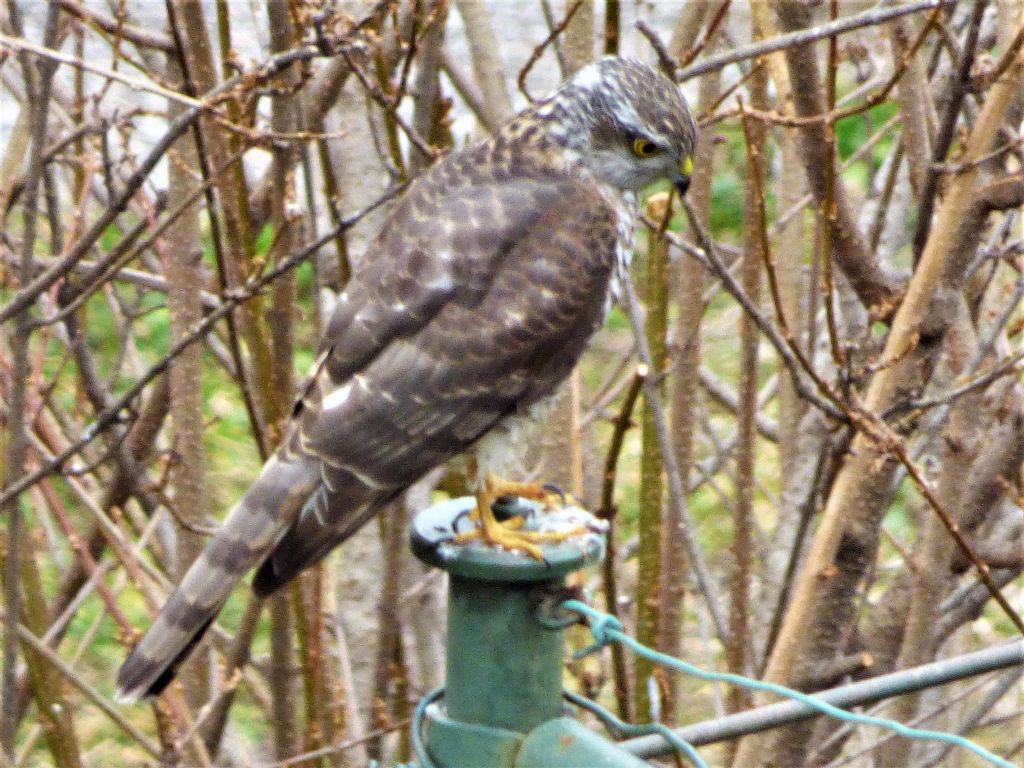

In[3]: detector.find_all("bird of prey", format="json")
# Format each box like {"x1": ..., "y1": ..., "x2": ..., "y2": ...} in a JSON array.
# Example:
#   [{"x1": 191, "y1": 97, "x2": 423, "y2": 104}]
[{"x1": 117, "y1": 56, "x2": 696, "y2": 702}]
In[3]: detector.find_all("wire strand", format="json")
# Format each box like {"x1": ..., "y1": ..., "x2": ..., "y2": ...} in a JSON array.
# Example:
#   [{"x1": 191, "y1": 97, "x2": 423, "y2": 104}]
[{"x1": 562, "y1": 599, "x2": 1016, "y2": 768}]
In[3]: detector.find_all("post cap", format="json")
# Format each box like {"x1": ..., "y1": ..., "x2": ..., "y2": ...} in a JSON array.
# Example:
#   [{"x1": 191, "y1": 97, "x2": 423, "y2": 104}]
[{"x1": 410, "y1": 496, "x2": 606, "y2": 582}]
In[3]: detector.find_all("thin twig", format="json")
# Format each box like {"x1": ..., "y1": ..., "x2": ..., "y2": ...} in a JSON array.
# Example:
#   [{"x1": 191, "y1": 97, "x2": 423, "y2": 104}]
[
  {"x1": 0, "y1": 32, "x2": 203, "y2": 108},
  {"x1": 677, "y1": 0, "x2": 953, "y2": 81},
  {"x1": 262, "y1": 719, "x2": 412, "y2": 767},
  {"x1": 517, "y1": 0, "x2": 583, "y2": 102},
  {"x1": 912, "y1": 0, "x2": 988, "y2": 262},
  {"x1": 5, "y1": 616, "x2": 160, "y2": 757},
  {"x1": 0, "y1": 186, "x2": 404, "y2": 507},
  {"x1": 673, "y1": 204, "x2": 846, "y2": 422},
  {"x1": 853, "y1": 407, "x2": 1024, "y2": 635},
  {"x1": 0, "y1": 19, "x2": 384, "y2": 325},
  {"x1": 598, "y1": 363, "x2": 646, "y2": 722},
  {"x1": 719, "y1": 5, "x2": 941, "y2": 129},
  {"x1": 620, "y1": 274, "x2": 729, "y2": 647},
  {"x1": 597, "y1": 364, "x2": 647, "y2": 521},
  {"x1": 676, "y1": 0, "x2": 730, "y2": 70},
  {"x1": 635, "y1": 20, "x2": 674, "y2": 76},
  {"x1": 820, "y1": 0, "x2": 846, "y2": 372}
]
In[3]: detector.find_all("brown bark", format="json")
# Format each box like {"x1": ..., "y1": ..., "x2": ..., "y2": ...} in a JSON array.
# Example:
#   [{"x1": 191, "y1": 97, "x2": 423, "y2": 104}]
[
  {"x1": 266, "y1": 0, "x2": 299, "y2": 439},
  {"x1": 738, "y1": 31, "x2": 1024, "y2": 768},
  {"x1": 269, "y1": 591, "x2": 298, "y2": 760},
  {"x1": 728, "y1": 58, "x2": 769, "y2": 732},
  {"x1": 169, "y1": 0, "x2": 276, "y2": 446},
  {"x1": 160, "y1": 53, "x2": 211, "y2": 710},
  {"x1": 562, "y1": 0, "x2": 595, "y2": 75},
  {"x1": 635, "y1": 193, "x2": 672, "y2": 722},
  {"x1": 410, "y1": 1, "x2": 449, "y2": 174},
  {"x1": 368, "y1": 501, "x2": 409, "y2": 763},
  {"x1": 882, "y1": 374, "x2": 1024, "y2": 764},
  {"x1": 888, "y1": 12, "x2": 935, "y2": 196},
  {"x1": 2, "y1": 4, "x2": 67, "y2": 761},
  {"x1": 661, "y1": 20, "x2": 722, "y2": 725},
  {"x1": 266, "y1": 4, "x2": 301, "y2": 760},
  {"x1": 773, "y1": 0, "x2": 901, "y2": 316},
  {"x1": 453, "y1": 0, "x2": 514, "y2": 127}
]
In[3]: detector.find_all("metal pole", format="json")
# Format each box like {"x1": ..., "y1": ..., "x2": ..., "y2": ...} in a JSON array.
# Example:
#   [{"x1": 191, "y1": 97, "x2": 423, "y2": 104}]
[
  {"x1": 621, "y1": 639, "x2": 1024, "y2": 757},
  {"x1": 409, "y1": 497, "x2": 613, "y2": 768},
  {"x1": 444, "y1": 574, "x2": 563, "y2": 733}
]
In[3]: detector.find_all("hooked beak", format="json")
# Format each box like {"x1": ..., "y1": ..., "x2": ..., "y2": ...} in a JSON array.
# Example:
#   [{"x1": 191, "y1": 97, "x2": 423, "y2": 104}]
[{"x1": 672, "y1": 155, "x2": 694, "y2": 196}]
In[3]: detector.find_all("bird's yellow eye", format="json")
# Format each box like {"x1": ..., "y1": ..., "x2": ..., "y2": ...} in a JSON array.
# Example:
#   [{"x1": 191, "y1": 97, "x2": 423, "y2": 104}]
[{"x1": 632, "y1": 137, "x2": 659, "y2": 157}]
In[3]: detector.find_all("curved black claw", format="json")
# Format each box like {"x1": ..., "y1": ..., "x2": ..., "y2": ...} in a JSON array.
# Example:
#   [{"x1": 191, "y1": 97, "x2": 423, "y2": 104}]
[
  {"x1": 541, "y1": 482, "x2": 565, "y2": 497},
  {"x1": 492, "y1": 496, "x2": 534, "y2": 522},
  {"x1": 541, "y1": 483, "x2": 567, "y2": 504},
  {"x1": 450, "y1": 508, "x2": 473, "y2": 534}
]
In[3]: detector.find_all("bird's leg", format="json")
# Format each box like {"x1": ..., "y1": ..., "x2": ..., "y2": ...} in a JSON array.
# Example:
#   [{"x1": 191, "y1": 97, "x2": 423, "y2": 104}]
[
  {"x1": 454, "y1": 472, "x2": 584, "y2": 559},
  {"x1": 472, "y1": 482, "x2": 545, "y2": 560}
]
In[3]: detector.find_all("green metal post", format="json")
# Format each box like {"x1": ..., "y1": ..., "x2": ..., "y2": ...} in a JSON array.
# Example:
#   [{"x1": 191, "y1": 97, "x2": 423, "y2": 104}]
[
  {"x1": 410, "y1": 497, "x2": 650, "y2": 768},
  {"x1": 516, "y1": 718, "x2": 650, "y2": 768},
  {"x1": 410, "y1": 497, "x2": 602, "y2": 768},
  {"x1": 444, "y1": 575, "x2": 562, "y2": 733}
]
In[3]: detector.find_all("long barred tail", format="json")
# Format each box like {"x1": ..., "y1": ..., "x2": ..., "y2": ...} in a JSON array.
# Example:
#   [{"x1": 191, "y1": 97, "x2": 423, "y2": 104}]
[
  {"x1": 115, "y1": 453, "x2": 320, "y2": 702},
  {"x1": 251, "y1": 489, "x2": 388, "y2": 595}
]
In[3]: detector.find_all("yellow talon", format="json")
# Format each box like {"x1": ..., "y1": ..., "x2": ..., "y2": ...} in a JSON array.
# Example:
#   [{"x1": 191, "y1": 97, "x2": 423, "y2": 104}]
[{"x1": 451, "y1": 473, "x2": 585, "y2": 559}]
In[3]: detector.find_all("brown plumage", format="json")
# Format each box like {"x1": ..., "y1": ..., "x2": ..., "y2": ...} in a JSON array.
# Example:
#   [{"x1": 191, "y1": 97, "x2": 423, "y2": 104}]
[{"x1": 117, "y1": 57, "x2": 696, "y2": 702}]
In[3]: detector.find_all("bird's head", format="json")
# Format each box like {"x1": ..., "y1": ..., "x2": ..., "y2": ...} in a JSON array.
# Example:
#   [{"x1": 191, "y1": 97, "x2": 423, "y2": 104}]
[{"x1": 543, "y1": 57, "x2": 698, "y2": 195}]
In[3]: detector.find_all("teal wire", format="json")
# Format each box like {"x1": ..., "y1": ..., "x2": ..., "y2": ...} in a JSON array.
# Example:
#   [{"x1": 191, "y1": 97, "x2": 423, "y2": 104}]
[
  {"x1": 411, "y1": 687, "x2": 444, "y2": 768},
  {"x1": 563, "y1": 689, "x2": 708, "y2": 767},
  {"x1": 562, "y1": 599, "x2": 1016, "y2": 768}
]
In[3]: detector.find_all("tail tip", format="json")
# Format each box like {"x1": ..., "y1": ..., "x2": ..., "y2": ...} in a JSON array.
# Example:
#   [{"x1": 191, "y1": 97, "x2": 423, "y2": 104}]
[
  {"x1": 114, "y1": 658, "x2": 150, "y2": 704},
  {"x1": 113, "y1": 683, "x2": 142, "y2": 705}
]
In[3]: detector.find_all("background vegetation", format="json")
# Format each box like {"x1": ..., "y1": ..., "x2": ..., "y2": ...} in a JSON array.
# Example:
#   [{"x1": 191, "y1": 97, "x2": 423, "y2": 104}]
[{"x1": 1, "y1": 1, "x2": 1022, "y2": 766}]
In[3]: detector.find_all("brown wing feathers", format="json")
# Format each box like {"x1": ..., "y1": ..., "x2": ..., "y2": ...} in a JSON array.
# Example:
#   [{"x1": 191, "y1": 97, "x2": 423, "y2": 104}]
[{"x1": 116, "y1": 150, "x2": 622, "y2": 703}]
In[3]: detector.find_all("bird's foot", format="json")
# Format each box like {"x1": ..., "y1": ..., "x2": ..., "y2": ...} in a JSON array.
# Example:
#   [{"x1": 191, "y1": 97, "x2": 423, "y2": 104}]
[{"x1": 451, "y1": 473, "x2": 584, "y2": 559}]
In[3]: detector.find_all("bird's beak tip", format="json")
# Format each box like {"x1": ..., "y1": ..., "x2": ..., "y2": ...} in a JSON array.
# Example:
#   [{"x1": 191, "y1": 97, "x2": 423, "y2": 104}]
[{"x1": 673, "y1": 155, "x2": 694, "y2": 196}]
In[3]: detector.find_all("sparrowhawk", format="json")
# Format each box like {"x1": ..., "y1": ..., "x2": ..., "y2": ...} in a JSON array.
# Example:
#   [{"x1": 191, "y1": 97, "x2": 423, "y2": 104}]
[{"x1": 117, "y1": 56, "x2": 696, "y2": 701}]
